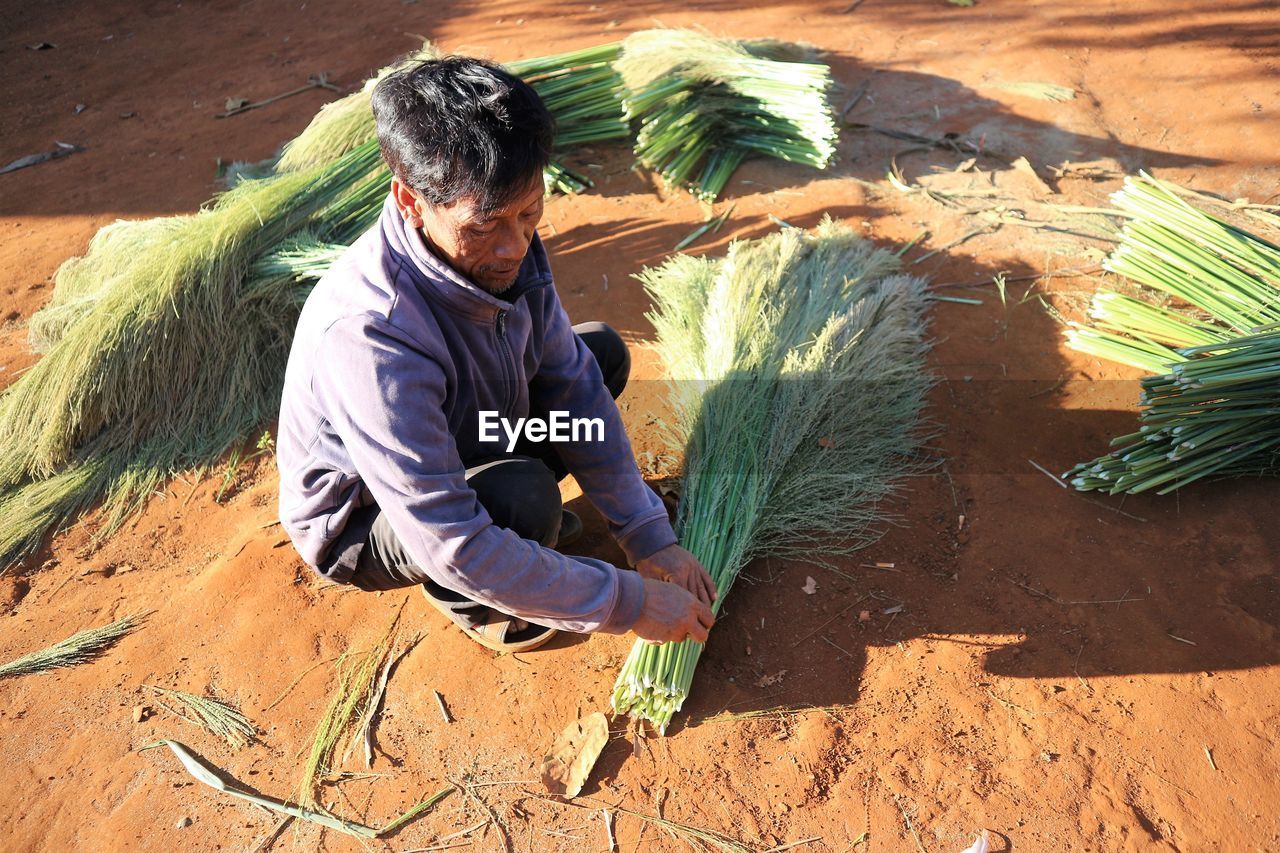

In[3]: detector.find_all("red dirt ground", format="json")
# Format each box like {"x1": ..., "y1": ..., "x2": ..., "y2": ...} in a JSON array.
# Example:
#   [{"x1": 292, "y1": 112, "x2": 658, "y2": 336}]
[{"x1": 2, "y1": 1, "x2": 1279, "y2": 850}]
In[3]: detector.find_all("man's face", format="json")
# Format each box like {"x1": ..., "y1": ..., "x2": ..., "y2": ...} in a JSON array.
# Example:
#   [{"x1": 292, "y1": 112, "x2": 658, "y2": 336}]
[{"x1": 396, "y1": 178, "x2": 545, "y2": 294}]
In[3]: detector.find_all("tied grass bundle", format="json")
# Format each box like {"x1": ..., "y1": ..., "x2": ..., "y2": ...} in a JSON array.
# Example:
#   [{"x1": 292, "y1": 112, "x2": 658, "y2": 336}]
[
  {"x1": 0, "y1": 612, "x2": 145, "y2": 678},
  {"x1": 0, "y1": 141, "x2": 384, "y2": 568},
  {"x1": 148, "y1": 685, "x2": 258, "y2": 749},
  {"x1": 611, "y1": 218, "x2": 932, "y2": 731},
  {"x1": 616, "y1": 30, "x2": 838, "y2": 201},
  {"x1": 1062, "y1": 173, "x2": 1280, "y2": 493},
  {"x1": 1065, "y1": 173, "x2": 1280, "y2": 373},
  {"x1": 1065, "y1": 329, "x2": 1280, "y2": 494},
  {"x1": 279, "y1": 41, "x2": 625, "y2": 193}
]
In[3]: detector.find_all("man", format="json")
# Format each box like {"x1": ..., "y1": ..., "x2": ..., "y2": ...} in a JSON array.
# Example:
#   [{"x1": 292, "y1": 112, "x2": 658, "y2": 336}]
[{"x1": 277, "y1": 55, "x2": 716, "y2": 652}]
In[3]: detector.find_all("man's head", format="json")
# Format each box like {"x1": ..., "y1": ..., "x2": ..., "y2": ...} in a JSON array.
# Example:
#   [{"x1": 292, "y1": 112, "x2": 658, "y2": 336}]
[{"x1": 372, "y1": 56, "x2": 553, "y2": 293}]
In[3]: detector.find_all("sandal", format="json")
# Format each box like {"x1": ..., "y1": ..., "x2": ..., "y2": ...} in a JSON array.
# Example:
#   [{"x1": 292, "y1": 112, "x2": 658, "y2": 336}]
[{"x1": 421, "y1": 581, "x2": 557, "y2": 653}]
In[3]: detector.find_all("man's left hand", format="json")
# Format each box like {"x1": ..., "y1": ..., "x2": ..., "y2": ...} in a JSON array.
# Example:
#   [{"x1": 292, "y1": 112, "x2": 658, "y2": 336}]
[{"x1": 636, "y1": 544, "x2": 717, "y2": 607}]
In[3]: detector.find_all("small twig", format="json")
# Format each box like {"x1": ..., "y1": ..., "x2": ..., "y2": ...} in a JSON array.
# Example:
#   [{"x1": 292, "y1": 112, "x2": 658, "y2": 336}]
[
  {"x1": 839, "y1": 0, "x2": 867, "y2": 11},
  {"x1": 433, "y1": 689, "x2": 453, "y2": 723},
  {"x1": 1167, "y1": 633, "x2": 1198, "y2": 646},
  {"x1": 1072, "y1": 640, "x2": 1092, "y2": 694},
  {"x1": 1028, "y1": 459, "x2": 1068, "y2": 489},
  {"x1": 602, "y1": 809, "x2": 617, "y2": 853},
  {"x1": 928, "y1": 263, "x2": 1102, "y2": 291},
  {"x1": 1005, "y1": 576, "x2": 1064, "y2": 605},
  {"x1": 892, "y1": 793, "x2": 929, "y2": 853},
  {"x1": 821, "y1": 635, "x2": 859, "y2": 661},
  {"x1": 791, "y1": 595, "x2": 871, "y2": 647},
  {"x1": 942, "y1": 466, "x2": 959, "y2": 509},
  {"x1": 0, "y1": 142, "x2": 83, "y2": 175},
  {"x1": 264, "y1": 657, "x2": 336, "y2": 711},
  {"x1": 249, "y1": 814, "x2": 293, "y2": 853},
  {"x1": 767, "y1": 837, "x2": 823, "y2": 852},
  {"x1": 1080, "y1": 496, "x2": 1148, "y2": 523},
  {"x1": 1028, "y1": 374, "x2": 1069, "y2": 399},
  {"x1": 434, "y1": 820, "x2": 490, "y2": 845},
  {"x1": 911, "y1": 225, "x2": 998, "y2": 265},
  {"x1": 216, "y1": 73, "x2": 340, "y2": 118},
  {"x1": 839, "y1": 78, "x2": 871, "y2": 120},
  {"x1": 1204, "y1": 747, "x2": 1217, "y2": 771},
  {"x1": 452, "y1": 777, "x2": 510, "y2": 853},
  {"x1": 1069, "y1": 597, "x2": 1144, "y2": 605}
]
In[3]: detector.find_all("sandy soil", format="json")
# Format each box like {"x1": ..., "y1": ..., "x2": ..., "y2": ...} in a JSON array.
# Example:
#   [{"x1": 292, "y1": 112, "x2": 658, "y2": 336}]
[{"x1": 2, "y1": 1, "x2": 1279, "y2": 850}]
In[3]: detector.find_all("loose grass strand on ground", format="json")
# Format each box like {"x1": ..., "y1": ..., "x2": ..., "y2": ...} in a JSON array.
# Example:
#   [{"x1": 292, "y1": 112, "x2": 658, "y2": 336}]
[
  {"x1": 147, "y1": 685, "x2": 258, "y2": 749},
  {"x1": 0, "y1": 613, "x2": 146, "y2": 678}
]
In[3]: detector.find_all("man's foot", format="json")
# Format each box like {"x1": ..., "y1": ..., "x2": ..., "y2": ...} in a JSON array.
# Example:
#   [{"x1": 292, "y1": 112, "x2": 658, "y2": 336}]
[
  {"x1": 421, "y1": 582, "x2": 557, "y2": 653},
  {"x1": 555, "y1": 509, "x2": 583, "y2": 550}
]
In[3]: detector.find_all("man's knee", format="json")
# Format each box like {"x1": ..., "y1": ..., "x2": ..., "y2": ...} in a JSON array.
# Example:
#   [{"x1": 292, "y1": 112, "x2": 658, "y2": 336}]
[
  {"x1": 466, "y1": 456, "x2": 562, "y2": 545},
  {"x1": 573, "y1": 321, "x2": 629, "y2": 399}
]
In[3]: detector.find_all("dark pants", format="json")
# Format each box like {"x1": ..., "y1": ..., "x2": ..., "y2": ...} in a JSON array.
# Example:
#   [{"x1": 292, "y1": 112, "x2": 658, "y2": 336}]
[{"x1": 348, "y1": 321, "x2": 629, "y2": 592}]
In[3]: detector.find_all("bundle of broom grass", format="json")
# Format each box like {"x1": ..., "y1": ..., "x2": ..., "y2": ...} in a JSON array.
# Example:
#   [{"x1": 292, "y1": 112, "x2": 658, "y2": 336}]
[
  {"x1": 1062, "y1": 174, "x2": 1280, "y2": 493},
  {"x1": 1065, "y1": 329, "x2": 1280, "y2": 494},
  {"x1": 1065, "y1": 173, "x2": 1280, "y2": 373},
  {"x1": 616, "y1": 30, "x2": 838, "y2": 201},
  {"x1": 611, "y1": 218, "x2": 932, "y2": 732},
  {"x1": 0, "y1": 141, "x2": 385, "y2": 567}
]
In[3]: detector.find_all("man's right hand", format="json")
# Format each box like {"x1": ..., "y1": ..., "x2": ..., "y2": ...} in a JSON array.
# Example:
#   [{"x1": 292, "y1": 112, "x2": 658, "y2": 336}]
[{"x1": 631, "y1": 577, "x2": 715, "y2": 644}]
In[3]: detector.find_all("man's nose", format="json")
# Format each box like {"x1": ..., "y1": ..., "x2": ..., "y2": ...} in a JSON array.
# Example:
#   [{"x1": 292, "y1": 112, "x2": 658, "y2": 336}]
[{"x1": 493, "y1": 223, "x2": 531, "y2": 260}]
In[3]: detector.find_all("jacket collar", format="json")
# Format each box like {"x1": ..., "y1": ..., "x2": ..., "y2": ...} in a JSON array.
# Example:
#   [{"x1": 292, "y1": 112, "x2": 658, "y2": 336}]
[{"x1": 378, "y1": 193, "x2": 553, "y2": 321}]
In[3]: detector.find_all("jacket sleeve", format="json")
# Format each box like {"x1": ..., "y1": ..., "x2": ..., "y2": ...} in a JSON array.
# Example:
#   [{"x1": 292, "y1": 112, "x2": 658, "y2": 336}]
[
  {"x1": 312, "y1": 315, "x2": 645, "y2": 634},
  {"x1": 529, "y1": 287, "x2": 678, "y2": 566}
]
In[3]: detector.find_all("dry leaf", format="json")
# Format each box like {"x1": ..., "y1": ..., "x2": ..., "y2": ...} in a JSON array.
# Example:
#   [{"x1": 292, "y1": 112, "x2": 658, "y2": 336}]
[
  {"x1": 539, "y1": 711, "x2": 609, "y2": 798},
  {"x1": 1011, "y1": 156, "x2": 1056, "y2": 196},
  {"x1": 817, "y1": 436, "x2": 835, "y2": 449},
  {"x1": 801, "y1": 576, "x2": 817, "y2": 595},
  {"x1": 755, "y1": 670, "x2": 787, "y2": 688}
]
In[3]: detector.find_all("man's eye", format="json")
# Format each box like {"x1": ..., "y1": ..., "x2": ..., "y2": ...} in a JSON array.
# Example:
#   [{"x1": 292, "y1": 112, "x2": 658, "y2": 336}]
[{"x1": 469, "y1": 226, "x2": 495, "y2": 236}]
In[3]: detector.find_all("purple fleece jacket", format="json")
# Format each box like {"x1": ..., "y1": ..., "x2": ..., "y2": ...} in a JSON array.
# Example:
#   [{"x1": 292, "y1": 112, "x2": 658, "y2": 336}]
[{"x1": 276, "y1": 194, "x2": 675, "y2": 634}]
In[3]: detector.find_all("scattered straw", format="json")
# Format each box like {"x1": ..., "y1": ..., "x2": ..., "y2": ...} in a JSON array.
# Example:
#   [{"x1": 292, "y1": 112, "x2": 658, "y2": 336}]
[
  {"x1": 297, "y1": 606, "x2": 402, "y2": 807},
  {"x1": 0, "y1": 612, "x2": 146, "y2": 678},
  {"x1": 146, "y1": 739, "x2": 448, "y2": 839},
  {"x1": 147, "y1": 685, "x2": 257, "y2": 749}
]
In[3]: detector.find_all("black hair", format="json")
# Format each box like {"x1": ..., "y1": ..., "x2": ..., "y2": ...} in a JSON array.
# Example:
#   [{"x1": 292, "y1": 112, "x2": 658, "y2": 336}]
[{"x1": 371, "y1": 56, "x2": 554, "y2": 213}]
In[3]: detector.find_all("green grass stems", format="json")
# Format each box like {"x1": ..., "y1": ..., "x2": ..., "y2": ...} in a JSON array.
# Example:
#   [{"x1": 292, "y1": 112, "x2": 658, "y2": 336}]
[
  {"x1": 616, "y1": 30, "x2": 838, "y2": 200},
  {"x1": 1065, "y1": 172, "x2": 1280, "y2": 372},
  {"x1": 611, "y1": 218, "x2": 932, "y2": 731},
  {"x1": 1065, "y1": 329, "x2": 1280, "y2": 494},
  {"x1": 0, "y1": 613, "x2": 146, "y2": 678},
  {"x1": 1063, "y1": 173, "x2": 1280, "y2": 493}
]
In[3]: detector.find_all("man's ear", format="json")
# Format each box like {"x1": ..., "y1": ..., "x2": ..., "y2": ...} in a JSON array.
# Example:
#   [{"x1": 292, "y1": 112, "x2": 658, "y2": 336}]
[{"x1": 390, "y1": 178, "x2": 424, "y2": 229}]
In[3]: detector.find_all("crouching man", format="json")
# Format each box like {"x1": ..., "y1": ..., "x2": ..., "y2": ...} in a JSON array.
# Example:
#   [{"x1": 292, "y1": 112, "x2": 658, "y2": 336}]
[{"x1": 276, "y1": 55, "x2": 716, "y2": 652}]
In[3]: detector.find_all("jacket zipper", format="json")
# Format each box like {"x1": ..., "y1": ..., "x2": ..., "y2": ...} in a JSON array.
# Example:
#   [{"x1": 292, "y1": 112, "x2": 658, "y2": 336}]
[{"x1": 494, "y1": 309, "x2": 517, "y2": 419}]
